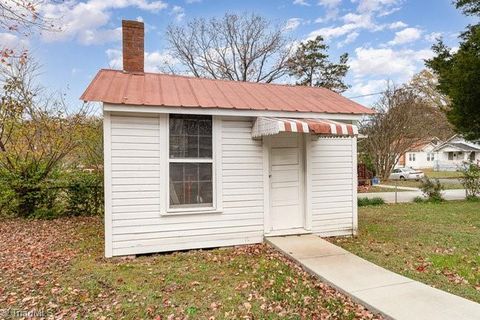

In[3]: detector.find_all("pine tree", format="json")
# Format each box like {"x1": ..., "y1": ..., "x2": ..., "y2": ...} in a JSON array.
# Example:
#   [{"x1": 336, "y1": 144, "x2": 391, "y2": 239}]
[
  {"x1": 426, "y1": 0, "x2": 480, "y2": 140},
  {"x1": 287, "y1": 36, "x2": 349, "y2": 93}
]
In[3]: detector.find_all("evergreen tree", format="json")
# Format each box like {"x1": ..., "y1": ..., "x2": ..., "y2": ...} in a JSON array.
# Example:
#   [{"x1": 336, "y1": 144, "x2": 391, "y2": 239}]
[
  {"x1": 287, "y1": 36, "x2": 349, "y2": 93},
  {"x1": 455, "y1": 0, "x2": 480, "y2": 16},
  {"x1": 426, "y1": 1, "x2": 480, "y2": 140}
]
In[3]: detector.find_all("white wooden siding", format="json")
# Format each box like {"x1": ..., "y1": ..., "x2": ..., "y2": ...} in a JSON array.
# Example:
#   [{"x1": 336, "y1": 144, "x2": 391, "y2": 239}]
[
  {"x1": 107, "y1": 114, "x2": 264, "y2": 256},
  {"x1": 105, "y1": 111, "x2": 356, "y2": 257},
  {"x1": 309, "y1": 137, "x2": 356, "y2": 236}
]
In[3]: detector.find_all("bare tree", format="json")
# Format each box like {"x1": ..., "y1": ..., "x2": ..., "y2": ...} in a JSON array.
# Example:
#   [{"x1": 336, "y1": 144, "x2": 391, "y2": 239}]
[
  {"x1": 0, "y1": 58, "x2": 93, "y2": 216},
  {"x1": 1, "y1": 0, "x2": 59, "y2": 63},
  {"x1": 408, "y1": 70, "x2": 454, "y2": 140},
  {"x1": 0, "y1": 0, "x2": 55, "y2": 33},
  {"x1": 0, "y1": 57, "x2": 38, "y2": 154},
  {"x1": 66, "y1": 115, "x2": 103, "y2": 171},
  {"x1": 409, "y1": 70, "x2": 450, "y2": 110},
  {"x1": 166, "y1": 13, "x2": 293, "y2": 83},
  {"x1": 360, "y1": 84, "x2": 441, "y2": 180}
]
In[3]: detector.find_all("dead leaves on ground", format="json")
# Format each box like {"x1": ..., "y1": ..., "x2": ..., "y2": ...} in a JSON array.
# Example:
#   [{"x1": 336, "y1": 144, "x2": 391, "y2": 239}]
[
  {"x1": 0, "y1": 217, "x2": 382, "y2": 319},
  {"x1": 0, "y1": 217, "x2": 98, "y2": 318}
]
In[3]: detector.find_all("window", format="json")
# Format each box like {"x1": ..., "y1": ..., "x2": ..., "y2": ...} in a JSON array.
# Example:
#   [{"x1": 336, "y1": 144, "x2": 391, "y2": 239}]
[
  {"x1": 169, "y1": 114, "x2": 213, "y2": 209},
  {"x1": 409, "y1": 153, "x2": 416, "y2": 162},
  {"x1": 470, "y1": 152, "x2": 475, "y2": 161},
  {"x1": 427, "y1": 153, "x2": 434, "y2": 161},
  {"x1": 448, "y1": 152, "x2": 454, "y2": 160}
]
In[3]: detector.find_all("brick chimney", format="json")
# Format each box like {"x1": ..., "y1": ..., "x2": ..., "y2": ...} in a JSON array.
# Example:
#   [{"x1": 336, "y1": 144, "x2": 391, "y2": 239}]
[{"x1": 122, "y1": 20, "x2": 144, "y2": 73}]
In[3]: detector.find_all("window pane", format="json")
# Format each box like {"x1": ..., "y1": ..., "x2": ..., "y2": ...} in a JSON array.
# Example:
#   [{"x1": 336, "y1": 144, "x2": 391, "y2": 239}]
[
  {"x1": 184, "y1": 163, "x2": 198, "y2": 180},
  {"x1": 199, "y1": 119, "x2": 212, "y2": 135},
  {"x1": 170, "y1": 135, "x2": 187, "y2": 158},
  {"x1": 199, "y1": 163, "x2": 212, "y2": 181},
  {"x1": 185, "y1": 119, "x2": 199, "y2": 135},
  {"x1": 171, "y1": 182, "x2": 184, "y2": 205},
  {"x1": 199, "y1": 182, "x2": 213, "y2": 204},
  {"x1": 169, "y1": 163, "x2": 213, "y2": 208},
  {"x1": 187, "y1": 136, "x2": 199, "y2": 158},
  {"x1": 169, "y1": 117, "x2": 184, "y2": 135},
  {"x1": 169, "y1": 114, "x2": 212, "y2": 159},
  {"x1": 170, "y1": 163, "x2": 184, "y2": 182},
  {"x1": 199, "y1": 137, "x2": 212, "y2": 158}
]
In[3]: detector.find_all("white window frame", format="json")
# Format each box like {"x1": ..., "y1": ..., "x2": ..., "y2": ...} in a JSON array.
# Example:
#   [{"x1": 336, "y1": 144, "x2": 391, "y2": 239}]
[
  {"x1": 160, "y1": 114, "x2": 222, "y2": 215},
  {"x1": 409, "y1": 153, "x2": 416, "y2": 162}
]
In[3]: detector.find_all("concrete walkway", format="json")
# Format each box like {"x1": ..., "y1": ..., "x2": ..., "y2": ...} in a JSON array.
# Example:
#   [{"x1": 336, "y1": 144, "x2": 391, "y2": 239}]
[
  {"x1": 360, "y1": 189, "x2": 467, "y2": 203},
  {"x1": 267, "y1": 235, "x2": 480, "y2": 320}
]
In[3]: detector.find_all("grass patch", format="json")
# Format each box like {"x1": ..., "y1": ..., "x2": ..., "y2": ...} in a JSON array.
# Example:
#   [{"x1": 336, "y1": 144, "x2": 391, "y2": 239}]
[
  {"x1": 383, "y1": 179, "x2": 465, "y2": 190},
  {"x1": 424, "y1": 169, "x2": 464, "y2": 179},
  {"x1": 0, "y1": 217, "x2": 379, "y2": 319},
  {"x1": 382, "y1": 180, "x2": 422, "y2": 188},
  {"x1": 331, "y1": 201, "x2": 480, "y2": 303},
  {"x1": 358, "y1": 197, "x2": 385, "y2": 207}
]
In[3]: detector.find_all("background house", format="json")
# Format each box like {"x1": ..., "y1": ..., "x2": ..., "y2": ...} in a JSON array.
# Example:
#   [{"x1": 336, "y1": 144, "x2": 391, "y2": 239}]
[
  {"x1": 398, "y1": 138, "x2": 441, "y2": 169},
  {"x1": 81, "y1": 20, "x2": 373, "y2": 257},
  {"x1": 432, "y1": 135, "x2": 480, "y2": 171},
  {"x1": 396, "y1": 135, "x2": 480, "y2": 171}
]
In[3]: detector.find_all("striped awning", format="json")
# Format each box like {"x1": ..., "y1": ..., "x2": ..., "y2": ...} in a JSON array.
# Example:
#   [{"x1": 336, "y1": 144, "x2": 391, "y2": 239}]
[{"x1": 252, "y1": 117, "x2": 358, "y2": 138}]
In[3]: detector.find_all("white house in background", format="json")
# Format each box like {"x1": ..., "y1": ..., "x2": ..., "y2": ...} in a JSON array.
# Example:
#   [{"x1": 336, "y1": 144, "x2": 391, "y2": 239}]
[
  {"x1": 432, "y1": 135, "x2": 480, "y2": 171},
  {"x1": 81, "y1": 20, "x2": 373, "y2": 257},
  {"x1": 398, "y1": 138, "x2": 441, "y2": 169}
]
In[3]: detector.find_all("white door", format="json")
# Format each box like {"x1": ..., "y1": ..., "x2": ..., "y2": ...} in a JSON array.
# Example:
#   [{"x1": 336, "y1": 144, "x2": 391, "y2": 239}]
[{"x1": 269, "y1": 133, "x2": 305, "y2": 232}]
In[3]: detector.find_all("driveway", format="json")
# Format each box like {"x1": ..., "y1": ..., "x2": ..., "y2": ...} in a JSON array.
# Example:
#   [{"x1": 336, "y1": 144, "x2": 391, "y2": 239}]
[
  {"x1": 267, "y1": 235, "x2": 480, "y2": 320},
  {"x1": 359, "y1": 189, "x2": 467, "y2": 203}
]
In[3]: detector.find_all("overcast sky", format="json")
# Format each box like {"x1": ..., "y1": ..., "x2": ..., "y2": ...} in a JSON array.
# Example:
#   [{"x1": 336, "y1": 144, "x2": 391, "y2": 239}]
[{"x1": 3, "y1": 0, "x2": 474, "y2": 109}]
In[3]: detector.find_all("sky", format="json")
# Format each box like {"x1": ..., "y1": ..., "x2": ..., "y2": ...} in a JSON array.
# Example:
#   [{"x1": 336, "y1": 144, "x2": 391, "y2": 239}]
[{"x1": 2, "y1": 0, "x2": 475, "y2": 110}]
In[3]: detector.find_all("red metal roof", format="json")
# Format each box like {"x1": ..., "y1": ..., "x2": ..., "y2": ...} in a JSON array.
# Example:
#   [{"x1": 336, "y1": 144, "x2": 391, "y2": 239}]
[{"x1": 81, "y1": 69, "x2": 374, "y2": 115}]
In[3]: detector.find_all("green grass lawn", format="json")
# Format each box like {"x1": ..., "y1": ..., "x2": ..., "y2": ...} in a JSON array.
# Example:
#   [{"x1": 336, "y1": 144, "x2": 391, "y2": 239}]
[
  {"x1": 331, "y1": 201, "x2": 480, "y2": 303},
  {"x1": 424, "y1": 169, "x2": 464, "y2": 179},
  {"x1": 382, "y1": 179, "x2": 465, "y2": 190},
  {"x1": 0, "y1": 217, "x2": 379, "y2": 319}
]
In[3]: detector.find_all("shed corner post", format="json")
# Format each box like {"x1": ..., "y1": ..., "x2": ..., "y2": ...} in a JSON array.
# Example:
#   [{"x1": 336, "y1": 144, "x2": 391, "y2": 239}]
[
  {"x1": 103, "y1": 110, "x2": 113, "y2": 258},
  {"x1": 304, "y1": 134, "x2": 312, "y2": 231},
  {"x1": 262, "y1": 136, "x2": 271, "y2": 235},
  {"x1": 352, "y1": 136, "x2": 358, "y2": 236}
]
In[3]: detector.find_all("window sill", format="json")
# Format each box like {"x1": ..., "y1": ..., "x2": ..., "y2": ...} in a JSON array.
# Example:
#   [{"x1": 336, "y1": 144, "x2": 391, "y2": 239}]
[{"x1": 162, "y1": 209, "x2": 223, "y2": 216}]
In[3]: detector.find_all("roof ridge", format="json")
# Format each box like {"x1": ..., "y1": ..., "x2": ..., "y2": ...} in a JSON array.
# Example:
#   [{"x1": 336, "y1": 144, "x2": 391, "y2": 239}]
[{"x1": 99, "y1": 68, "x2": 335, "y2": 91}]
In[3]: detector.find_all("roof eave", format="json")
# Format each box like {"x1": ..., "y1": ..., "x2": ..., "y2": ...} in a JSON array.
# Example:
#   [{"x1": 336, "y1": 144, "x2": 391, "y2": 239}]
[{"x1": 102, "y1": 102, "x2": 367, "y2": 120}]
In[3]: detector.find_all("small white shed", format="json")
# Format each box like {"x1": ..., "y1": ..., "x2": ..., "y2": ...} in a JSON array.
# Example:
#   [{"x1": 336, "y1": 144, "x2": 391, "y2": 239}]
[{"x1": 81, "y1": 20, "x2": 374, "y2": 257}]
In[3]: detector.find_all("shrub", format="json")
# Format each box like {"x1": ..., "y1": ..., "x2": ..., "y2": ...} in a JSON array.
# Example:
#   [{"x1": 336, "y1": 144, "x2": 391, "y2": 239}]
[
  {"x1": 466, "y1": 195, "x2": 479, "y2": 202},
  {"x1": 419, "y1": 177, "x2": 444, "y2": 202},
  {"x1": 358, "y1": 197, "x2": 385, "y2": 207},
  {"x1": 62, "y1": 171, "x2": 104, "y2": 217},
  {"x1": 458, "y1": 163, "x2": 480, "y2": 197},
  {"x1": 0, "y1": 179, "x2": 15, "y2": 217},
  {"x1": 413, "y1": 196, "x2": 425, "y2": 203},
  {"x1": 0, "y1": 168, "x2": 63, "y2": 218},
  {"x1": 0, "y1": 169, "x2": 104, "y2": 219}
]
